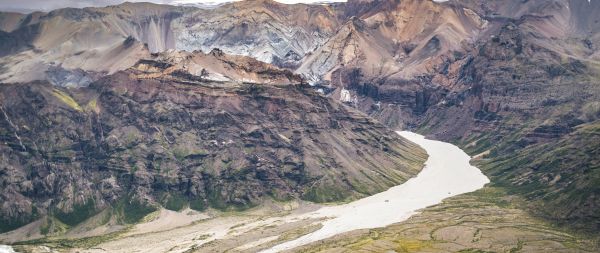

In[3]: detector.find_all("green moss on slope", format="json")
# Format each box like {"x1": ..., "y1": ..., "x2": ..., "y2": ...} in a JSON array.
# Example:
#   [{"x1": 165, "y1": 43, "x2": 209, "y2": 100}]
[
  {"x1": 116, "y1": 196, "x2": 158, "y2": 224},
  {"x1": 54, "y1": 199, "x2": 98, "y2": 226}
]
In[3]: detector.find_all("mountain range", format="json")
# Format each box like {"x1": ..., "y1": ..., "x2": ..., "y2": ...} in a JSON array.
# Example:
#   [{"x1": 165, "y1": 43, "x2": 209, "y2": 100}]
[{"x1": 0, "y1": 0, "x2": 599, "y2": 251}]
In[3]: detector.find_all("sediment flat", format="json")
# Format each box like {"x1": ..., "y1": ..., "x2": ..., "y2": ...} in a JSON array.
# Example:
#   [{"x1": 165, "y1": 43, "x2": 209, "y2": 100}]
[{"x1": 262, "y1": 131, "x2": 490, "y2": 252}]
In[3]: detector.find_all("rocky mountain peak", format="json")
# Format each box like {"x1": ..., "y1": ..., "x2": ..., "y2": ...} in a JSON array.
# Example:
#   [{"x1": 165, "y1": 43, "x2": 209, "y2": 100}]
[{"x1": 131, "y1": 49, "x2": 303, "y2": 85}]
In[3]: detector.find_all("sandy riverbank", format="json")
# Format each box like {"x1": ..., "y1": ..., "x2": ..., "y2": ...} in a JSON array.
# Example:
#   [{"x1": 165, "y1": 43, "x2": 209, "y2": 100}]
[
  {"x1": 51, "y1": 131, "x2": 489, "y2": 253},
  {"x1": 261, "y1": 131, "x2": 490, "y2": 252}
]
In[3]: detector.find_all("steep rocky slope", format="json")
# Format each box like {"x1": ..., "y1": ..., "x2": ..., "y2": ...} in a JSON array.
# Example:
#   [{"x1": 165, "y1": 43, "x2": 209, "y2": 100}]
[
  {"x1": 132, "y1": 49, "x2": 302, "y2": 84},
  {"x1": 298, "y1": 0, "x2": 490, "y2": 83},
  {"x1": 1, "y1": 0, "x2": 599, "y2": 245},
  {"x1": 409, "y1": 1, "x2": 600, "y2": 233},
  {"x1": 0, "y1": 0, "x2": 344, "y2": 85},
  {"x1": 0, "y1": 0, "x2": 493, "y2": 85},
  {"x1": 0, "y1": 51, "x2": 426, "y2": 234},
  {"x1": 0, "y1": 3, "x2": 196, "y2": 85},
  {"x1": 173, "y1": 0, "x2": 343, "y2": 67},
  {"x1": 342, "y1": 0, "x2": 600, "y2": 233}
]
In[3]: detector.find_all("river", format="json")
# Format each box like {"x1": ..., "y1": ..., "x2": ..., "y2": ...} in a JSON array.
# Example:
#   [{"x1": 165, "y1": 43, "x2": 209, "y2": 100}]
[
  {"x1": 261, "y1": 131, "x2": 490, "y2": 252},
  {"x1": 46, "y1": 131, "x2": 489, "y2": 253},
  {"x1": 0, "y1": 245, "x2": 15, "y2": 253}
]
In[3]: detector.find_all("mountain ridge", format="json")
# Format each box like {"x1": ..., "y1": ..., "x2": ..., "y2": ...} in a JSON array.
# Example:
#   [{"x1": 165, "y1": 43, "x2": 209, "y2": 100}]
[
  {"x1": 0, "y1": 50, "x2": 427, "y2": 237},
  {"x1": 1, "y1": 0, "x2": 600, "y2": 250}
]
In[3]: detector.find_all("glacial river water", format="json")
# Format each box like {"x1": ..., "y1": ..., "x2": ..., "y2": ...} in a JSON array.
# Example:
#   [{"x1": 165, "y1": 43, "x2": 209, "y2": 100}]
[
  {"x1": 1, "y1": 132, "x2": 489, "y2": 253},
  {"x1": 261, "y1": 131, "x2": 490, "y2": 252},
  {"x1": 0, "y1": 245, "x2": 15, "y2": 253}
]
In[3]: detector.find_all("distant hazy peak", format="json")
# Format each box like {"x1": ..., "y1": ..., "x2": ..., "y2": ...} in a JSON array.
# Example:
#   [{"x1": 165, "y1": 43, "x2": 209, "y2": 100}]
[{"x1": 0, "y1": 0, "x2": 349, "y2": 14}]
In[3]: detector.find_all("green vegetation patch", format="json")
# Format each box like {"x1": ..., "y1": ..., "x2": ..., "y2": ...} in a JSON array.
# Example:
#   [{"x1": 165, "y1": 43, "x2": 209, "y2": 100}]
[
  {"x1": 206, "y1": 184, "x2": 257, "y2": 211},
  {"x1": 54, "y1": 199, "x2": 98, "y2": 227},
  {"x1": 115, "y1": 196, "x2": 158, "y2": 224},
  {"x1": 39, "y1": 217, "x2": 69, "y2": 236},
  {"x1": 189, "y1": 198, "x2": 207, "y2": 211},
  {"x1": 15, "y1": 226, "x2": 130, "y2": 249},
  {"x1": 51, "y1": 89, "x2": 83, "y2": 112},
  {"x1": 302, "y1": 179, "x2": 352, "y2": 203},
  {"x1": 172, "y1": 146, "x2": 209, "y2": 161},
  {"x1": 162, "y1": 193, "x2": 188, "y2": 211},
  {"x1": 0, "y1": 207, "x2": 39, "y2": 233}
]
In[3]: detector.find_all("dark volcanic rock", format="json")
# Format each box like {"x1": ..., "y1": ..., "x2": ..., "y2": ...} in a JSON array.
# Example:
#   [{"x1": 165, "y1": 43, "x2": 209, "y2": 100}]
[
  {"x1": 330, "y1": 0, "x2": 600, "y2": 233},
  {"x1": 0, "y1": 67, "x2": 426, "y2": 233}
]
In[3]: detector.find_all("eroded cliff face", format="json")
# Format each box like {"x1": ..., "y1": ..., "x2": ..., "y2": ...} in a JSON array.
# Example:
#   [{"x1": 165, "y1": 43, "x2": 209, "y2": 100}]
[
  {"x1": 0, "y1": 0, "x2": 493, "y2": 85},
  {"x1": 0, "y1": 52, "x2": 426, "y2": 234},
  {"x1": 173, "y1": 0, "x2": 343, "y2": 68},
  {"x1": 0, "y1": 0, "x2": 343, "y2": 85},
  {"x1": 298, "y1": 0, "x2": 490, "y2": 83},
  {"x1": 0, "y1": 3, "x2": 180, "y2": 85}
]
